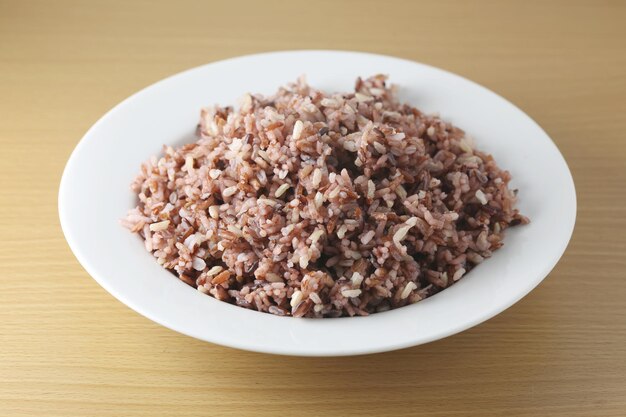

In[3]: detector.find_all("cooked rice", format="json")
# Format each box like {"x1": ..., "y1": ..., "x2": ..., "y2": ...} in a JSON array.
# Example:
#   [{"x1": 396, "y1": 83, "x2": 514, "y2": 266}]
[{"x1": 122, "y1": 75, "x2": 529, "y2": 318}]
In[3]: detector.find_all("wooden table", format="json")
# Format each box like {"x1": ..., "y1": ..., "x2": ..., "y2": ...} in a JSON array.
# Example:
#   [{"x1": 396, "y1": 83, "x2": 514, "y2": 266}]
[{"x1": 2, "y1": 1, "x2": 625, "y2": 415}]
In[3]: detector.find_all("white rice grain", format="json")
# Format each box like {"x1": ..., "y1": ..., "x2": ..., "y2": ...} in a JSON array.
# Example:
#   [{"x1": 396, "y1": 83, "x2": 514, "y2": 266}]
[
  {"x1": 351, "y1": 272, "x2": 364, "y2": 288},
  {"x1": 275, "y1": 183, "x2": 290, "y2": 198},
  {"x1": 360, "y1": 230, "x2": 376, "y2": 245},
  {"x1": 192, "y1": 257, "x2": 206, "y2": 271},
  {"x1": 314, "y1": 191, "x2": 324, "y2": 208},
  {"x1": 309, "y1": 228, "x2": 325, "y2": 244},
  {"x1": 290, "y1": 290, "x2": 304, "y2": 307},
  {"x1": 312, "y1": 168, "x2": 322, "y2": 188},
  {"x1": 208, "y1": 205, "x2": 219, "y2": 219},
  {"x1": 292, "y1": 120, "x2": 304, "y2": 140},
  {"x1": 149, "y1": 220, "x2": 170, "y2": 232},
  {"x1": 341, "y1": 289, "x2": 362, "y2": 298},
  {"x1": 475, "y1": 189, "x2": 488, "y2": 205},
  {"x1": 223, "y1": 186, "x2": 238, "y2": 197},
  {"x1": 452, "y1": 268, "x2": 466, "y2": 282},
  {"x1": 309, "y1": 292, "x2": 322, "y2": 304},
  {"x1": 206, "y1": 265, "x2": 224, "y2": 276},
  {"x1": 265, "y1": 272, "x2": 283, "y2": 283},
  {"x1": 400, "y1": 282, "x2": 417, "y2": 299}
]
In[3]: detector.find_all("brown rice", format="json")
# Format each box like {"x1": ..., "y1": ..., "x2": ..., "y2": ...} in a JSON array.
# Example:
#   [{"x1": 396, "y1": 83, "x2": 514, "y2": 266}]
[{"x1": 122, "y1": 75, "x2": 528, "y2": 318}]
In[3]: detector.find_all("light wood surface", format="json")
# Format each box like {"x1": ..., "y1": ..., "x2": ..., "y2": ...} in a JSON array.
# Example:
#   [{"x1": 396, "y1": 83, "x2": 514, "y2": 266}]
[{"x1": 1, "y1": 1, "x2": 625, "y2": 416}]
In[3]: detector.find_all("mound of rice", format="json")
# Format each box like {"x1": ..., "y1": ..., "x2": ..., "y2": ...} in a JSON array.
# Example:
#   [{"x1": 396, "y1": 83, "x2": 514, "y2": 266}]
[{"x1": 123, "y1": 75, "x2": 528, "y2": 318}]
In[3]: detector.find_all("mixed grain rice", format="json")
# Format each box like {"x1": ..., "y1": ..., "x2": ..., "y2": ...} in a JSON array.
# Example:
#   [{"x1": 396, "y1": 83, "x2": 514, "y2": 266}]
[{"x1": 123, "y1": 75, "x2": 528, "y2": 318}]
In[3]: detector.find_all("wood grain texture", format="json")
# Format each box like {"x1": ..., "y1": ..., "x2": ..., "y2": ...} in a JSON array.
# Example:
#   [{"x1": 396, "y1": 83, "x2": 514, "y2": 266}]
[{"x1": 1, "y1": 0, "x2": 625, "y2": 415}]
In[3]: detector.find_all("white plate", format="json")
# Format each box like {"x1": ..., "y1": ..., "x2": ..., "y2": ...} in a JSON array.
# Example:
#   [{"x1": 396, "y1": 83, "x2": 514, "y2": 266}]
[{"x1": 59, "y1": 50, "x2": 576, "y2": 356}]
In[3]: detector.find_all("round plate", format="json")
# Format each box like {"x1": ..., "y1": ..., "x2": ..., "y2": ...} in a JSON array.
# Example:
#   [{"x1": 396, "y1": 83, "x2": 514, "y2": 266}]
[{"x1": 59, "y1": 50, "x2": 576, "y2": 356}]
